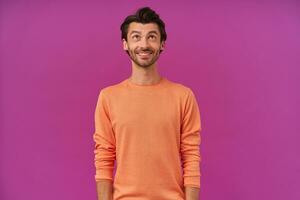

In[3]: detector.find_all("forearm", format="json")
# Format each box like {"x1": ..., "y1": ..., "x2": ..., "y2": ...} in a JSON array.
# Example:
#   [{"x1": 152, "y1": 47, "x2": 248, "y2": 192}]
[
  {"x1": 185, "y1": 186, "x2": 200, "y2": 200},
  {"x1": 96, "y1": 179, "x2": 113, "y2": 200}
]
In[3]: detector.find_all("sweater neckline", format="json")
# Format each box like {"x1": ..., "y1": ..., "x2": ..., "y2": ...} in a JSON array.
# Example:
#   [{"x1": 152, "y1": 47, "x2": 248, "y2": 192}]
[{"x1": 125, "y1": 77, "x2": 167, "y2": 88}]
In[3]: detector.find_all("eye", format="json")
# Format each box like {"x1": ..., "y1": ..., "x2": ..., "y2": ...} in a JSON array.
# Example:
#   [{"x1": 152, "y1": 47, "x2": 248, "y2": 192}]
[
  {"x1": 132, "y1": 35, "x2": 140, "y2": 39},
  {"x1": 149, "y1": 35, "x2": 156, "y2": 40}
]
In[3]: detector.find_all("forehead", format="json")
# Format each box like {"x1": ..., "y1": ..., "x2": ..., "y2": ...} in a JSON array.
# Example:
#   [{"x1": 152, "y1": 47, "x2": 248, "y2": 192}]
[{"x1": 127, "y1": 22, "x2": 160, "y2": 34}]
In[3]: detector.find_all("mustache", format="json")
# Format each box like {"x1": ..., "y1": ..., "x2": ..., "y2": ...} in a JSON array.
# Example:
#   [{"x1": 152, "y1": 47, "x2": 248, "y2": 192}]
[{"x1": 135, "y1": 48, "x2": 153, "y2": 53}]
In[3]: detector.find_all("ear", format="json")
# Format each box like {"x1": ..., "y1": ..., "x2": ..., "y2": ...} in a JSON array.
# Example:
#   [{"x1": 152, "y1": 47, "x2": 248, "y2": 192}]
[
  {"x1": 160, "y1": 41, "x2": 165, "y2": 51},
  {"x1": 123, "y1": 39, "x2": 128, "y2": 51}
]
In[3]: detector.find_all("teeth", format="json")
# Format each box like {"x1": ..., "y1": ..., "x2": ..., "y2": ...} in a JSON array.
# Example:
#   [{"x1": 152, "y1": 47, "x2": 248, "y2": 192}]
[{"x1": 139, "y1": 52, "x2": 151, "y2": 55}]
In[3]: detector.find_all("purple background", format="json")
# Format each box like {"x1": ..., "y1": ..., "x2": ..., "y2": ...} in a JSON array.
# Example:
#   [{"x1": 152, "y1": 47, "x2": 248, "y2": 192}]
[{"x1": 1, "y1": 1, "x2": 299, "y2": 200}]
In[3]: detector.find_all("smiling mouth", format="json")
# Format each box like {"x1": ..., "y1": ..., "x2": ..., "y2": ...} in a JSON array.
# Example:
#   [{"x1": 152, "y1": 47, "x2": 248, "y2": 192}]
[{"x1": 137, "y1": 51, "x2": 152, "y2": 58}]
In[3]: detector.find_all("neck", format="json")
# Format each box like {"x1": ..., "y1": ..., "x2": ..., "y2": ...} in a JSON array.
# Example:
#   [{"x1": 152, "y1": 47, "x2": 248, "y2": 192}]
[{"x1": 129, "y1": 62, "x2": 162, "y2": 85}]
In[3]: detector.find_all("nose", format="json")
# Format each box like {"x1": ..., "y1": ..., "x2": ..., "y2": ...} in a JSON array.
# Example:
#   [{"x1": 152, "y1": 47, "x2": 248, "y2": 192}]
[{"x1": 139, "y1": 37, "x2": 149, "y2": 48}]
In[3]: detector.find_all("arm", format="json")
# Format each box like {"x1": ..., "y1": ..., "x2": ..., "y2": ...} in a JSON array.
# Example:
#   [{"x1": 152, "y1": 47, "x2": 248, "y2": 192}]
[
  {"x1": 180, "y1": 88, "x2": 202, "y2": 199},
  {"x1": 185, "y1": 186, "x2": 200, "y2": 200},
  {"x1": 96, "y1": 179, "x2": 113, "y2": 200},
  {"x1": 93, "y1": 90, "x2": 116, "y2": 200}
]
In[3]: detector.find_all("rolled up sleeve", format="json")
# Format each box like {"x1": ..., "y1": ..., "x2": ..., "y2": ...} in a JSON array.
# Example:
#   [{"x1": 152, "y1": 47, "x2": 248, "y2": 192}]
[
  {"x1": 93, "y1": 90, "x2": 116, "y2": 182},
  {"x1": 180, "y1": 88, "x2": 202, "y2": 188}
]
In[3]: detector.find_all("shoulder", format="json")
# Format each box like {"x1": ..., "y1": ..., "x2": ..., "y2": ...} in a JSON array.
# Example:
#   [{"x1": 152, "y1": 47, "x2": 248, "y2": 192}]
[
  {"x1": 98, "y1": 79, "x2": 126, "y2": 97},
  {"x1": 165, "y1": 78, "x2": 194, "y2": 97}
]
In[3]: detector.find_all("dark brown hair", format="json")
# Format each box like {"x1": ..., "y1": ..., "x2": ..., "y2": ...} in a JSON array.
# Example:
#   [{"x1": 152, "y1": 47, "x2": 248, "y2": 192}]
[{"x1": 120, "y1": 7, "x2": 167, "y2": 42}]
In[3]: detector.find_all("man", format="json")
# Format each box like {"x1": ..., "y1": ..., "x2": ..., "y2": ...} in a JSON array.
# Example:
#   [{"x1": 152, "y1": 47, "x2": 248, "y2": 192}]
[{"x1": 93, "y1": 7, "x2": 202, "y2": 200}]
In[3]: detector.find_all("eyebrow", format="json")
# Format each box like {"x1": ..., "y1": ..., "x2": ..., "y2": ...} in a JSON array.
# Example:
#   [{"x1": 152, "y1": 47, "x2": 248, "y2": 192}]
[{"x1": 129, "y1": 30, "x2": 159, "y2": 35}]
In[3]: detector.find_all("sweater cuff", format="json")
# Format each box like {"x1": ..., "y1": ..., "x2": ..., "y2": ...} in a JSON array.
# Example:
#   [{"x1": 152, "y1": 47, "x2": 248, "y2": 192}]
[
  {"x1": 184, "y1": 176, "x2": 200, "y2": 188},
  {"x1": 95, "y1": 169, "x2": 114, "y2": 182}
]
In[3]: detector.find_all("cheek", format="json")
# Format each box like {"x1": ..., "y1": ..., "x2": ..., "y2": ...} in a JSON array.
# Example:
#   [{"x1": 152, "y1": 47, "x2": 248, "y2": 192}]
[
  {"x1": 127, "y1": 44, "x2": 137, "y2": 51},
  {"x1": 152, "y1": 42, "x2": 162, "y2": 49}
]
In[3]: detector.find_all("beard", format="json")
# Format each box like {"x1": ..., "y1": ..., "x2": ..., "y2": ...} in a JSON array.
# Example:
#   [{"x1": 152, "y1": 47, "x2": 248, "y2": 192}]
[{"x1": 126, "y1": 46, "x2": 162, "y2": 68}]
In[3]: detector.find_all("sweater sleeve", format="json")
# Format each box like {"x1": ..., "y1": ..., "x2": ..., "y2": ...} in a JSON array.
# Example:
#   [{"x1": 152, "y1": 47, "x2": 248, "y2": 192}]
[
  {"x1": 93, "y1": 90, "x2": 116, "y2": 182},
  {"x1": 180, "y1": 88, "x2": 202, "y2": 188}
]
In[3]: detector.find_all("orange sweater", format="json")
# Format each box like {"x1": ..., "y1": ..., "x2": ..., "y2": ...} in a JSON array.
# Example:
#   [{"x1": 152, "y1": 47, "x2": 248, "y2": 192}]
[{"x1": 93, "y1": 77, "x2": 202, "y2": 200}]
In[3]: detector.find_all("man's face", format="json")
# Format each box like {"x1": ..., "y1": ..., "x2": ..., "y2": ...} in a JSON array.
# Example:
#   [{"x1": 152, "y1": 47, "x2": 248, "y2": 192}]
[{"x1": 123, "y1": 22, "x2": 165, "y2": 68}]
